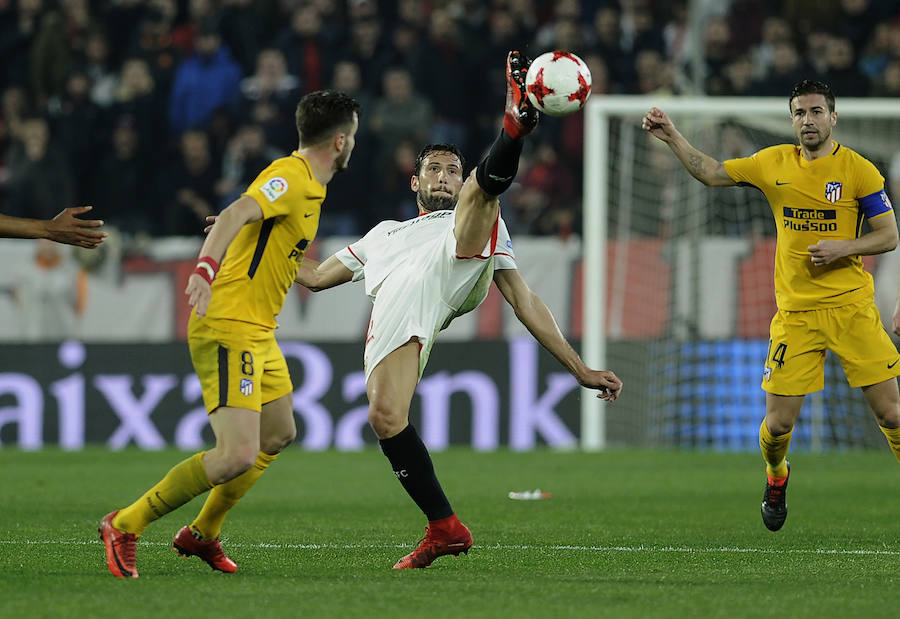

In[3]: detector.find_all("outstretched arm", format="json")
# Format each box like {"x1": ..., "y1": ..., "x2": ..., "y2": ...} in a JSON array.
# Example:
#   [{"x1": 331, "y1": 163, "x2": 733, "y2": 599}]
[
  {"x1": 0, "y1": 207, "x2": 107, "y2": 248},
  {"x1": 493, "y1": 269, "x2": 622, "y2": 401},
  {"x1": 641, "y1": 107, "x2": 736, "y2": 187},
  {"x1": 295, "y1": 254, "x2": 353, "y2": 291},
  {"x1": 186, "y1": 195, "x2": 262, "y2": 317}
]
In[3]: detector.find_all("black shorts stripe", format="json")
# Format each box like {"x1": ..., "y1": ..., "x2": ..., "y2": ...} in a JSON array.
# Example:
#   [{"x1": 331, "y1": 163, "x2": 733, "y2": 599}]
[
  {"x1": 218, "y1": 345, "x2": 228, "y2": 408},
  {"x1": 248, "y1": 219, "x2": 275, "y2": 279}
]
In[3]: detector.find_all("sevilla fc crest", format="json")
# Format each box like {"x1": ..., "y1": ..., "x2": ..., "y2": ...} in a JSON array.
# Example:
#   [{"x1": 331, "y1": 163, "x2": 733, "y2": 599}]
[{"x1": 825, "y1": 181, "x2": 842, "y2": 203}]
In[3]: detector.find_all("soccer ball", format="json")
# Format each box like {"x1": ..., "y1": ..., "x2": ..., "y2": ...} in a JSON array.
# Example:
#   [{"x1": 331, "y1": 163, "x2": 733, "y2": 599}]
[{"x1": 525, "y1": 51, "x2": 592, "y2": 117}]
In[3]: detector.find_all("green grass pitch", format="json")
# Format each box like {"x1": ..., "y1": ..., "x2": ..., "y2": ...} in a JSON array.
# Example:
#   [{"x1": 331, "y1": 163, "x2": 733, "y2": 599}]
[{"x1": 2, "y1": 448, "x2": 900, "y2": 618}]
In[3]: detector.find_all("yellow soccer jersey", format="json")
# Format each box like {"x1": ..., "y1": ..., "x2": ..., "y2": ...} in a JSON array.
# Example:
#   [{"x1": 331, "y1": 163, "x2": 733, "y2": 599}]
[
  {"x1": 203, "y1": 152, "x2": 324, "y2": 330},
  {"x1": 724, "y1": 143, "x2": 892, "y2": 310}
]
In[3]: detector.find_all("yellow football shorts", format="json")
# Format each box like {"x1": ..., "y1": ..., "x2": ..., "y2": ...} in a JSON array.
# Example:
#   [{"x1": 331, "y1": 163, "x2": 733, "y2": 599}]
[
  {"x1": 762, "y1": 298, "x2": 900, "y2": 395},
  {"x1": 188, "y1": 316, "x2": 293, "y2": 414}
]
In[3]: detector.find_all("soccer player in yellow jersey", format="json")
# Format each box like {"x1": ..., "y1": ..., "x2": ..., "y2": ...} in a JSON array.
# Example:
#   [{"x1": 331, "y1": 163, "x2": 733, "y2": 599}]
[
  {"x1": 98, "y1": 90, "x2": 360, "y2": 578},
  {"x1": 643, "y1": 80, "x2": 900, "y2": 532}
]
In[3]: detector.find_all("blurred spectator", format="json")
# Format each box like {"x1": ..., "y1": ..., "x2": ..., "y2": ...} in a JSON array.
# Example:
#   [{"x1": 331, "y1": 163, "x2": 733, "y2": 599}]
[
  {"x1": 91, "y1": 116, "x2": 155, "y2": 236},
  {"x1": 170, "y1": 0, "x2": 212, "y2": 56},
  {"x1": 410, "y1": 8, "x2": 471, "y2": 150},
  {"x1": 662, "y1": 0, "x2": 690, "y2": 68},
  {"x1": 821, "y1": 35, "x2": 869, "y2": 96},
  {"x1": 871, "y1": 58, "x2": 900, "y2": 97},
  {"x1": 112, "y1": 57, "x2": 165, "y2": 168},
  {"x1": 82, "y1": 28, "x2": 117, "y2": 108},
  {"x1": 321, "y1": 59, "x2": 375, "y2": 234},
  {"x1": 634, "y1": 49, "x2": 674, "y2": 95},
  {"x1": 753, "y1": 17, "x2": 794, "y2": 79},
  {"x1": 13, "y1": 238, "x2": 86, "y2": 341},
  {"x1": 218, "y1": 0, "x2": 267, "y2": 76},
  {"x1": 341, "y1": 17, "x2": 390, "y2": 93},
  {"x1": 0, "y1": 0, "x2": 43, "y2": 90},
  {"x1": 162, "y1": 130, "x2": 218, "y2": 236},
  {"x1": 833, "y1": 0, "x2": 878, "y2": 53},
  {"x1": 701, "y1": 16, "x2": 735, "y2": 87},
  {"x1": 718, "y1": 55, "x2": 756, "y2": 96},
  {"x1": 216, "y1": 123, "x2": 281, "y2": 206},
  {"x1": 168, "y1": 18, "x2": 241, "y2": 135},
  {"x1": 384, "y1": 20, "x2": 420, "y2": 68},
  {"x1": 369, "y1": 66, "x2": 432, "y2": 183},
  {"x1": 29, "y1": 6, "x2": 71, "y2": 107},
  {"x1": 591, "y1": 6, "x2": 631, "y2": 92},
  {"x1": 802, "y1": 29, "x2": 832, "y2": 77},
  {"x1": 0, "y1": 85, "x2": 28, "y2": 197},
  {"x1": 237, "y1": 48, "x2": 300, "y2": 153},
  {"x1": 6, "y1": 115, "x2": 75, "y2": 220},
  {"x1": 858, "y1": 23, "x2": 893, "y2": 79},
  {"x1": 130, "y1": 4, "x2": 179, "y2": 95},
  {"x1": 750, "y1": 41, "x2": 805, "y2": 95},
  {"x1": 48, "y1": 69, "x2": 105, "y2": 203},
  {"x1": 275, "y1": 4, "x2": 333, "y2": 94},
  {"x1": 372, "y1": 140, "x2": 419, "y2": 224}
]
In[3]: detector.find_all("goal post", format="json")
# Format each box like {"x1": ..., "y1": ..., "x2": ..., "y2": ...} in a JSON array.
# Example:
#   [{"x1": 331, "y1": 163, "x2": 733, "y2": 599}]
[{"x1": 581, "y1": 96, "x2": 900, "y2": 451}]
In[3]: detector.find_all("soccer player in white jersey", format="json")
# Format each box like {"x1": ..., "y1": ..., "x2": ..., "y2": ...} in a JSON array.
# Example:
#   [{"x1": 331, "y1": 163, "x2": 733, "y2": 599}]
[{"x1": 295, "y1": 52, "x2": 623, "y2": 569}]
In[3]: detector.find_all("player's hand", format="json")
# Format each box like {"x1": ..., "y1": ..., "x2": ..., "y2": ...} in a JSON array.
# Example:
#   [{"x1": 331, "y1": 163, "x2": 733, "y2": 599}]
[
  {"x1": 185, "y1": 273, "x2": 212, "y2": 317},
  {"x1": 892, "y1": 299, "x2": 900, "y2": 336},
  {"x1": 203, "y1": 215, "x2": 218, "y2": 234},
  {"x1": 641, "y1": 107, "x2": 677, "y2": 142},
  {"x1": 579, "y1": 370, "x2": 623, "y2": 402},
  {"x1": 46, "y1": 206, "x2": 108, "y2": 248},
  {"x1": 807, "y1": 239, "x2": 848, "y2": 266}
]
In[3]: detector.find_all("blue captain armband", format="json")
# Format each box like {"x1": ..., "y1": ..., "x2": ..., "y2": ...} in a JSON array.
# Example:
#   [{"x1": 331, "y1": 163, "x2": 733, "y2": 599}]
[{"x1": 859, "y1": 188, "x2": 893, "y2": 218}]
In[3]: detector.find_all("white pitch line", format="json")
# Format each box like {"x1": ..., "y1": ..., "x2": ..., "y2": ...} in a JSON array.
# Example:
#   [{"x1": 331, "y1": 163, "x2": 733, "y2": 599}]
[{"x1": 1, "y1": 539, "x2": 899, "y2": 556}]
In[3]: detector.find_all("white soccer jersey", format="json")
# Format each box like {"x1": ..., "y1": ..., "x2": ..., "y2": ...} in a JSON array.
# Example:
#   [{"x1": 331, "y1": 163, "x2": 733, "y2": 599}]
[{"x1": 335, "y1": 209, "x2": 516, "y2": 379}]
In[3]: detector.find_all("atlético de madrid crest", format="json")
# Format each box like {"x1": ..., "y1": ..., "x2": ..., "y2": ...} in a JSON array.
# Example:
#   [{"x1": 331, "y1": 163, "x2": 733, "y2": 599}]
[{"x1": 825, "y1": 181, "x2": 843, "y2": 203}]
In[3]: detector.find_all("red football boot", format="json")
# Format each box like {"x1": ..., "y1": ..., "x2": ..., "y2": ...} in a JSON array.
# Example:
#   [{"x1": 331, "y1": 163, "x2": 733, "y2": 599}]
[
  {"x1": 503, "y1": 50, "x2": 539, "y2": 139},
  {"x1": 173, "y1": 526, "x2": 238, "y2": 573},
  {"x1": 392, "y1": 516, "x2": 473, "y2": 569},
  {"x1": 98, "y1": 510, "x2": 139, "y2": 579}
]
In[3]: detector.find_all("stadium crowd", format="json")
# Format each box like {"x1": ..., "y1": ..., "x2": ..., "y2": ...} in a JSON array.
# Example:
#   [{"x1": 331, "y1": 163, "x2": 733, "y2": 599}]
[{"x1": 0, "y1": 0, "x2": 899, "y2": 242}]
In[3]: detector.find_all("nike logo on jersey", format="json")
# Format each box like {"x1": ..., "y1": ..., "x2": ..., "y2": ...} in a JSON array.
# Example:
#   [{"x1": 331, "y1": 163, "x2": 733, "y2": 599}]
[
  {"x1": 488, "y1": 174, "x2": 513, "y2": 182},
  {"x1": 775, "y1": 180, "x2": 790, "y2": 185},
  {"x1": 304, "y1": 212, "x2": 314, "y2": 218},
  {"x1": 889, "y1": 358, "x2": 899, "y2": 369}
]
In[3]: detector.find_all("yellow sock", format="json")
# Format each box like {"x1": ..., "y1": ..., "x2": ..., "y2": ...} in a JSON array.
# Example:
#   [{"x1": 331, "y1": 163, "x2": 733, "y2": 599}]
[
  {"x1": 759, "y1": 419, "x2": 791, "y2": 478},
  {"x1": 879, "y1": 425, "x2": 900, "y2": 464},
  {"x1": 113, "y1": 452, "x2": 213, "y2": 536},
  {"x1": 190, "y1": 451, "x2": 278, "y2": 541}
]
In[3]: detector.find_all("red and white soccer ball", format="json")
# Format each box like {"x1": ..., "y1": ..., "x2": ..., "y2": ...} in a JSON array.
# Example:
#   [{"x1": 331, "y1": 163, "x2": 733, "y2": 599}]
[{"x1": 525, "y1": 51, "x2": 592, "y2": 117}]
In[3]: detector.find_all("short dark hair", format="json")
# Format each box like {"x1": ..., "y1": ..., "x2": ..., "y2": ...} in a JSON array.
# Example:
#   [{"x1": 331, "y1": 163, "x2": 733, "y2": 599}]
[
  {"x1": 295, "y1": 90, "x2": 360, "y2": 147},
  {"x1": 789, "y1": 80, "x2": 835, "y2": 113},
  {"x1": 413, "y1": 143, "x2": 465, "y2": 176}
]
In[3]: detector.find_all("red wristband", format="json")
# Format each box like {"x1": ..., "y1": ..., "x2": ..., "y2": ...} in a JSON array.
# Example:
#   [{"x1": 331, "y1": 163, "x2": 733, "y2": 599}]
[{"x1": 193, "y1": 256, "x2": 219, "y2": 285}]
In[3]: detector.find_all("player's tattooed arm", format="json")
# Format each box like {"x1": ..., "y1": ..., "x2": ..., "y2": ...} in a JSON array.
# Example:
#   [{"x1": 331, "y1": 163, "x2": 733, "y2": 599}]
[{"x1": 642, "y1": 107, "x2": 735, "y2": 187}]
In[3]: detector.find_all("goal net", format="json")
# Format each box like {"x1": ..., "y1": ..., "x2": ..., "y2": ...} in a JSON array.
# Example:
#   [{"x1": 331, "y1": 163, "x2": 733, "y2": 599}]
[{"x1": 581, "y1": 96, "x2": 900, "y2": 451}]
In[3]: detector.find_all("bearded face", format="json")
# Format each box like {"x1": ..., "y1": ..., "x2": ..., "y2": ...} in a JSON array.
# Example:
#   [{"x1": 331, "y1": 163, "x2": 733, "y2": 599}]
[
  {"x1": 418, "y1": 190, "x2": 457, "y2": 212},
  {"x1": 413, "y1": 151, "x2": 464, "y2": 213}
]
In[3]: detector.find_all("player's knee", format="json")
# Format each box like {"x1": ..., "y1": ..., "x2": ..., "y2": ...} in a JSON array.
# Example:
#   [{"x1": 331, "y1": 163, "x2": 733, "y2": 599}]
[
  {"x1": 260, "y1": 427, "x2": 296, "y2": 454},
  {"x1": 765, "y1": 416, "x2": 794, "y2": 435},
  {"x1": 216, "y1": 446, "x2": 258, "y2": 482},
  {"x1": 874, "y1": 405, "x2": 900, "y2": 429},
  {"x1": 368, "y1": 404, "x2": 403, "y2": 439}
]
